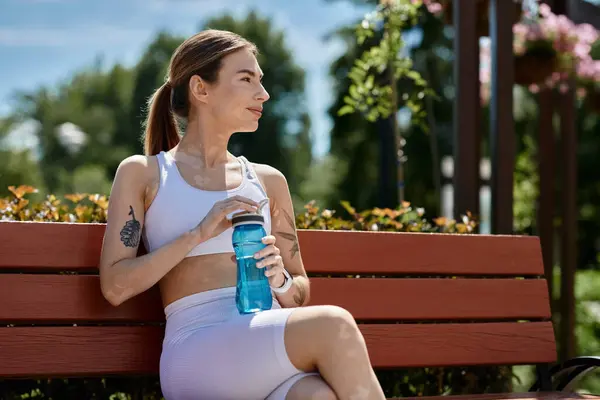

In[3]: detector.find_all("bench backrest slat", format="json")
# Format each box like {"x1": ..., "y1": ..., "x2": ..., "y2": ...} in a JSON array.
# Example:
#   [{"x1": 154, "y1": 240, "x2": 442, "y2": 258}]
[
  {"x1": 0, "y1": 222, "x2": 545, "y2": 276},
  {"x1": 0, "y1": 221, "x2": 556, "y2": 379},
  {"x1": 0, "y1": 274, "x2": 551, "y2": 323}
]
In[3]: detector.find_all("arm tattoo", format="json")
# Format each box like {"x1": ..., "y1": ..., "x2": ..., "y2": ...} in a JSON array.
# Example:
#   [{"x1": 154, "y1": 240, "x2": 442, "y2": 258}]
[
  {"x1": 293, "y1": 280, "x2": 307, "y2": 306},
  {"x1": 120, "y1": 205, "x2": 141, "y2": 248},
  {"x1": 276, "y1": 208, "x2": 299, "y2": 259}
]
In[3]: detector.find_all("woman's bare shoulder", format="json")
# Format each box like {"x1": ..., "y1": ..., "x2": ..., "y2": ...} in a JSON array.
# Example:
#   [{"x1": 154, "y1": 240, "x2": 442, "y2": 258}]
[
  {"x1": 114, "y1": 154, "x2": 158, "y2": 182},
  {"x1": 113, "y1": 154, "x2": 160, "y2": 209},
  {"x1": 250, "y1": 162, "x2": 288, "y2": 193}
]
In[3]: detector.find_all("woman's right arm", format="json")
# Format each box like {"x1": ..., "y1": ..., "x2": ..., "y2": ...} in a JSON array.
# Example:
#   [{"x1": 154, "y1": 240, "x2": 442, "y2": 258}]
[
  {"x1": 99, "y1": 155, "x2": 260, "y2": 307},
  {"x1": 98, "y1": 155, "x2": 200, "y2": 306}
]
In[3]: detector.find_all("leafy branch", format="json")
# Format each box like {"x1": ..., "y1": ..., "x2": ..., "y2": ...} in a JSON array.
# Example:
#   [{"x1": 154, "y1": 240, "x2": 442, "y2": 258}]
[{"x1": 339, "y1": 0, "x2": 435, "y2": 130}]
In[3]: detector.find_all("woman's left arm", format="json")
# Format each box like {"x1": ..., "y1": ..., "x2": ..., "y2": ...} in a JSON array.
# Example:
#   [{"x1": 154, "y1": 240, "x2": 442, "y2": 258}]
[{"x1": 253, "y1": 164, "x2": 310, "y2": 308}]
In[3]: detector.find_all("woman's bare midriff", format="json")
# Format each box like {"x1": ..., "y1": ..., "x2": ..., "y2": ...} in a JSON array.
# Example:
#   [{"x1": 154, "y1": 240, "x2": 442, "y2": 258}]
[
  {"x1": 142, "y1": 154, "x2": 247, "y2": 310},
  {"x1": 158, "y1": 254, "x2": 238, "y2": 308}
]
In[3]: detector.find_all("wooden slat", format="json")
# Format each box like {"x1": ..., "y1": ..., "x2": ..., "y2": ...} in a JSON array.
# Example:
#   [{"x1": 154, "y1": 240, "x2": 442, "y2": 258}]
[
  {"x1": 0, "y1": 275, "x2": 164, "y2": 323},
  {"x1": 362, "y1": 322, "x2": 556, "y2": 368},
  {"x1": 299, "y1": 230, "x2": 544, "y2": 275},
  {"x1": 0, "y1": 221, "x2": 105, "y2": 269},
  {"x1": 0, "y1": 322, "x2": 556, "y2": 378},
  {"x1": 0, "y1": 275, "x2": 551, "y2": 323},
  {"x1": 0, "y1": 222, "x2": 545, "y2": 276},
  {"x1": 309, "y1": 278, "x2": 551, "y2": 320},
  {"x1": 0, "y1": 326, "x2": 163, "y2": 377}
]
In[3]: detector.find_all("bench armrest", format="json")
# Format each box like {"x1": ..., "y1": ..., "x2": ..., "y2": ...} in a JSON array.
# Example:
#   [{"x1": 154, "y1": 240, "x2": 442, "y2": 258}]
[{"x1": 529, "y1": 356, "x2": 600, "y2": 392}]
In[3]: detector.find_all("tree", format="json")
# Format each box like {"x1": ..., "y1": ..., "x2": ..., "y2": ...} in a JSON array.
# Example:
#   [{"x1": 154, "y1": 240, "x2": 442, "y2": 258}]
[
  {"x1": 7, "y1": 60, "x2": 135, "y2": 195},
  {"x1": 323, "y1": 1, "x2": 443, "y2": 212}
]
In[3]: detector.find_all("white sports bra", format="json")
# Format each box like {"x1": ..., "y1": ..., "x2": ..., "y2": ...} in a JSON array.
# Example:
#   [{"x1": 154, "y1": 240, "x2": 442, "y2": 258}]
[{"x1": 142, "y1": 151, "x2": 272, "y2": 257}]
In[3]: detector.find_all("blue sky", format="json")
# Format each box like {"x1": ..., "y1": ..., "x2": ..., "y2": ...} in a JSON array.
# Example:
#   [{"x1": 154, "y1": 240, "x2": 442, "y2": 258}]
[{"x1": 0, "y1": 0, "x2": 372, "y2": 157}]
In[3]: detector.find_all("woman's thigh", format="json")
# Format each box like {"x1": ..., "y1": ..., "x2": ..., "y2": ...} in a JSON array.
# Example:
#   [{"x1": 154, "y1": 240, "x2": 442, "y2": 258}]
[{"x1": 160, "y1": 307, "x2": 305, "y2": 400}]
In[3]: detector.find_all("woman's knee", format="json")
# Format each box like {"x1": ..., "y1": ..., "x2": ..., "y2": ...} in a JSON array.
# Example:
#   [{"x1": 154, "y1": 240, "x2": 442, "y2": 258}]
[
  {"x1": 289, "y1": 305, "x2": 359, "y2": 337},
  {"x1": 317, "y1": 305, "x2": 362, "y2": 339},
  {"x1": 284, "y1": 305, "x2": 363, "y2": 370}
]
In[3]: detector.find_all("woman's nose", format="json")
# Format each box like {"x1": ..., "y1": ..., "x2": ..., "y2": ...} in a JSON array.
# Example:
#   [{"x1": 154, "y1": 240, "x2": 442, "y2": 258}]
[{"x1": 257, "y1": 85, "x2": 270, "y2": 102}]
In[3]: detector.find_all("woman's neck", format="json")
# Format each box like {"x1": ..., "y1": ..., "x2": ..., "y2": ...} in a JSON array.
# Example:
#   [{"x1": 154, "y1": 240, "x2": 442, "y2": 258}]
[{"x1": 176, "y1": 117, "x2": 234, "y2": 168}]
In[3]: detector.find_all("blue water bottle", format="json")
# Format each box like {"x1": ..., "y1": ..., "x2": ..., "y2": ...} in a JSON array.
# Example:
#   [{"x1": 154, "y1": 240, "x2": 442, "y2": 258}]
[{"x1": 232, "y1": 212, "x2": 273, "y2": 314}]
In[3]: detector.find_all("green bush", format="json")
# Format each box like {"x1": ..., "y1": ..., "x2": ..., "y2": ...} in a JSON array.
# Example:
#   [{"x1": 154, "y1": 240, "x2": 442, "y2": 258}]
[
  {"x1": 1, "y1": 185, "x2": 478, "y2": 234},
  {"x1": 2, "y1": 186, "x2": 518, "y2": 400}
]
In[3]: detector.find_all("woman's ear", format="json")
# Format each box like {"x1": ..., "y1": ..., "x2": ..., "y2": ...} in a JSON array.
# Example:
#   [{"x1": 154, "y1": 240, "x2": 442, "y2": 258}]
[{"x1": 189, "y1": 75, "x2": 209, "y2": 104}]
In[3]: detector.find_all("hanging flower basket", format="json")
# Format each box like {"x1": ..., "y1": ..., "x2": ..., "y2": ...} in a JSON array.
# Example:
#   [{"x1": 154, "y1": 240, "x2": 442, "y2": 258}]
[
  {"x1": 514, "y1": 45, "x2": 558, "y2": 85},
  {"x1": 576, "y1": 45, "x2": 600, "y2": 113}
]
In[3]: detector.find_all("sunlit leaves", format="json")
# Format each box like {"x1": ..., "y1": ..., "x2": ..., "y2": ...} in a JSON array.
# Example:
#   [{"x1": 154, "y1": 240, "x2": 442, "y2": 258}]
[
  {"x1": 2, "y1": 185, "x2": 477, "y2": 234},
  {"x1": 339, "y1": 0, "x2": 436, "y2": 130}
]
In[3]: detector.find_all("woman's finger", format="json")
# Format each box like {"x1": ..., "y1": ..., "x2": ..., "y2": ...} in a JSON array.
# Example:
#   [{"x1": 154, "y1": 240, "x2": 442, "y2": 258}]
[
  {"x1": 264, "y1": 266, "x2": 282, "y2": 277},
  {"x1": 256, "y1": 255, "x2": 283, "y2": 269},
  {"x1": 254, "y1": 244, "x2": 279, "y2": 259},
  {"x1": 221, "y1": 201, "x2": 257, "y2": 216},
  {"x1": 261, "y1": 235, "x2": 276, "y2": 245},
  {"x1": 224, "y1": 195, "x2": 259, "y2": 207}
]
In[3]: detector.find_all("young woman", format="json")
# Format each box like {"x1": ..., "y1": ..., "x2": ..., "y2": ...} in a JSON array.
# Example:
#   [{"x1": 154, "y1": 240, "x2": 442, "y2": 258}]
[{"x1": 98, "y1": 29, "x2": 385, "y2": 400}]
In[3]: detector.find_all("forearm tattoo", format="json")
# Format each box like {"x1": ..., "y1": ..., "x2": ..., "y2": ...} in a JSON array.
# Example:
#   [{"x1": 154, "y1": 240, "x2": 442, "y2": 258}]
[
  {"x1": 276, "y1": 208, "x2": 299, "y2": 259},
  {"x1": 293, "y1": 279, "x2": 308, "y2": 306},
  {"x1": 120, "y1": 205, "x2": 141, "y2": 248}
]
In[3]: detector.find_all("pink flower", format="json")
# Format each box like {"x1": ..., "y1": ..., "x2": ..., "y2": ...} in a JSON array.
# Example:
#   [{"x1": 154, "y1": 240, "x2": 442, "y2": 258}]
[
  {"x1": 577, "y1": 58, "x2": 600, "y2": 82},
  {"x1": 427, "y1": 2, "x2": 443, "y2": 15},
  {"x1": 529, "y1": 84, "x2": 540, "y2": 93},
  {"x1": 574, "y1": 43, "x2": 591, "y2": 60},
  {"x1": 574, "y1": 23, "x2": 599, "y2": 46},
  {"x1": 559, "y1": 83, "x2": 569, "y2": 93},
  {"x1": 539, "y1": 4, "x2": 552, "y2": 18},
  {"x1": 416, "y1": 0, "x2": 443, "y2": 16}
]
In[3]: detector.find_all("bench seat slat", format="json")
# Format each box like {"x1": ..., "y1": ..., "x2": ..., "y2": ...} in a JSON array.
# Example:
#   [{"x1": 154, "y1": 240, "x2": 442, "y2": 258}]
[
  {"x1": 0, "y1": 222, "x2": 544, "y2": 275},
  {"x1": 0, "y1": 275, "x2": 551, "y2": 323},
  {"x1": 0, "y1": 322, "x2": 555, "y2": 378}
]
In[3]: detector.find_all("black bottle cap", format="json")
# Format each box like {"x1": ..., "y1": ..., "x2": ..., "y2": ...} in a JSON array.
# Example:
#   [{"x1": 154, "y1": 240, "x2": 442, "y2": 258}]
[{"x1": 231, "y1": 212, "x2": 265, "y2": 227}]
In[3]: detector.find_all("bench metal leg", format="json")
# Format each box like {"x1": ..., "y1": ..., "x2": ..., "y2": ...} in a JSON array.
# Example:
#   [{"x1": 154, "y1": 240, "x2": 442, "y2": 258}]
[
  {"x1": 535, "y1": 363, "x2": 552, "y2": 392},
  {"x1": 530, "y1": 356, "x2": 600, "y2": 392}
]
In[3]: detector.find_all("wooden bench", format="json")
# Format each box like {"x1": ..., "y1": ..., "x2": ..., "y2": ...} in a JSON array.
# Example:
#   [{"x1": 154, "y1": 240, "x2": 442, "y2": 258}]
[{"x1": 1, "y1": 221, "x2": 598, "y2": 399}]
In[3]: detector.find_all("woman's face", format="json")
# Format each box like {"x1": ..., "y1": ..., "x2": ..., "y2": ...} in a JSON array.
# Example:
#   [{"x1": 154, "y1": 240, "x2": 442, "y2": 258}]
[{"x1": 195, "y1": 48, "x2": 270, "y2": 133}]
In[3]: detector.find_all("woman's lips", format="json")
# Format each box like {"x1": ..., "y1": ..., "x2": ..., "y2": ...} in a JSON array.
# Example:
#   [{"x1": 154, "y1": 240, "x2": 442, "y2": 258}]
[{"x1": 247, "y1": 108, "x2": 262, "y2": 117}]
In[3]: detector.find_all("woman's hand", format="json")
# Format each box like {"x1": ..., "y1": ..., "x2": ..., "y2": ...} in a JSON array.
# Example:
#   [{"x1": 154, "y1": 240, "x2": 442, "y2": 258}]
[
  {"x1": 254, "y1": 235, "x2": 287, "y2": 288},
  {"x1": 194, "y1": 195, "x2": 259, "y2": 243}
]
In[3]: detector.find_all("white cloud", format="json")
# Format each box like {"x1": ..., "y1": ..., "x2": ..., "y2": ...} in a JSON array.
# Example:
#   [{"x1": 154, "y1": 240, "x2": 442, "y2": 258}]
[{"x1": 0, "y1": 25, "x2": 151, "y2": 47}]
